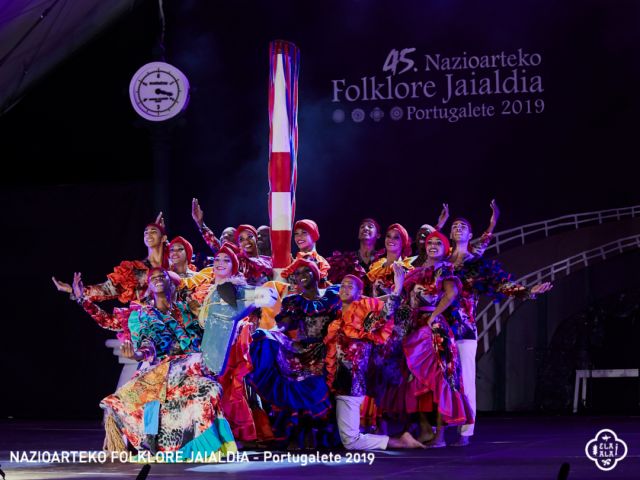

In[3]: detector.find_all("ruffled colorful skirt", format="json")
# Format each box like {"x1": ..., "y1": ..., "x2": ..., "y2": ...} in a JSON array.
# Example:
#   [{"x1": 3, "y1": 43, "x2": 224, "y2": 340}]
[
  {"x1": 402, "y1": 319, "x2": 474, "y2": 425},
  {"x1": 248, "y1": 329, "x2": 335, "y2": 446},
  {"x1": 101, "y1": 353, "x2": 237, "y2": 458}
]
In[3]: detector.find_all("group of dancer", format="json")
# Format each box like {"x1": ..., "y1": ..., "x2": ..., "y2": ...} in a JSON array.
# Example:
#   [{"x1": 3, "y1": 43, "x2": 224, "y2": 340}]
[{"x1": 52, "y1": 198, "x2": 552, "y2": 458}]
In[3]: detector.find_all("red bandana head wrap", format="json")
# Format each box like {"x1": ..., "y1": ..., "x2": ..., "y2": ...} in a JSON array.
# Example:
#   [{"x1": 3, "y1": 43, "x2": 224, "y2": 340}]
[
  {"x1": 294, "y1": 219, "x2": 320, "y2": 243},
  {"x1": 216, "y1": 242, "x2": 240, "y2": 276},
  {"x1": 281, "y1": 257, "x2": 321, "y2": 280},
  {"x1": 386, "y1": 223, "x2": 412, "y2": 257},
  {"x1": 425, "y1": 231, "x2": 451, "y2": 256},
  {"x1": 234, "y1": 224, "x2": 258, "y2": 243},
  {"x1": 168, "y1": 236, "x2": 193, "y2": 263}
]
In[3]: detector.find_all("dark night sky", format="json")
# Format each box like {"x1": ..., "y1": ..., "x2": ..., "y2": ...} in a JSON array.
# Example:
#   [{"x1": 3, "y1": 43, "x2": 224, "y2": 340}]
[{"x1": 1, "y1": 0, "x2": 639, "y2": 418}]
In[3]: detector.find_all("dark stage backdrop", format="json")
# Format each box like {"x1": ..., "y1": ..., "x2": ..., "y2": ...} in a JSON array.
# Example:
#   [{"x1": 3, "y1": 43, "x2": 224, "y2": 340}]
[{"x1": 1, "y1": 0, "x2": 639, "y2": 418}]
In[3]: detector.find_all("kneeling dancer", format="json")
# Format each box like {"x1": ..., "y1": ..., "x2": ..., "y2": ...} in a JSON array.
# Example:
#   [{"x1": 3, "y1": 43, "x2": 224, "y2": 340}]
[{"x1": 325, "y1": 270, "x2": 424, "y2": 449}]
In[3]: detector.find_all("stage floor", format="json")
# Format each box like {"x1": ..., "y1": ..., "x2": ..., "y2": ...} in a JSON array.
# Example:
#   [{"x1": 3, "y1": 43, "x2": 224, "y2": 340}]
[{"x1": 1, "y1": 415, "x2": 638, "y2": 480}]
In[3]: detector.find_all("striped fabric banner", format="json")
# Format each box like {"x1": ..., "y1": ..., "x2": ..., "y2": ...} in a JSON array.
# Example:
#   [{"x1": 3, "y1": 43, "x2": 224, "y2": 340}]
[{"x1": 268, "y1": 40, "x2": 299, "y2": 280}]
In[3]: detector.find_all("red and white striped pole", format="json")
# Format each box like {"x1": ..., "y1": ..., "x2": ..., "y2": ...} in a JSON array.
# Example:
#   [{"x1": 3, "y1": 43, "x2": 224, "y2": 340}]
[{"x1": 268, "y1": 41, "x2": 299, "y2": 281}]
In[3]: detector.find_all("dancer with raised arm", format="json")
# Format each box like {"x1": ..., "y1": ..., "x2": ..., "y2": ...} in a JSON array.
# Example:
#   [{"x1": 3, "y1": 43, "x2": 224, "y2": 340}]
[
  {"x1": 191, "y1": 197, "x2": 237, "y2": 254},
  {"x1": 52, "y1": 215, "x2": 168, "y2": 306},
  {"x1": 448, "y1": 199, "x2": 500, "y2": 266},
  {"x1": 98, "y1": 268, "x2": 237, "y2": 458},
  {"x1": 448, "y1": 208, "x2": 552, "y2": 447}
]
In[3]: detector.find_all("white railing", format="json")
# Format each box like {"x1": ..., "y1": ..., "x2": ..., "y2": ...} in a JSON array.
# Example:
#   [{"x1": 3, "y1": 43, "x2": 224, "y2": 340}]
[
  {"x1": 474, "y1": 205, "x2": 640, "y2": 255},
  {"x1": 476, "y1": 234, "x2": 640, "y2": 355}
]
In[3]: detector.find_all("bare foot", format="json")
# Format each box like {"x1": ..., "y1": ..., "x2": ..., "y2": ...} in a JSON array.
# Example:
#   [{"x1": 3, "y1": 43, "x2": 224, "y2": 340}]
[
  {"x1": 388, "y1": 432, "x2": 426, "y2": 449},
  {"x1": 417, "y1": 430, "x2": 435, "y2": 443}
]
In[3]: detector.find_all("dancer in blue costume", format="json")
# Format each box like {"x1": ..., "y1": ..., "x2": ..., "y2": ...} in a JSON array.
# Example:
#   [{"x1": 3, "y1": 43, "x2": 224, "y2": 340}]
[
  {"x1": 249, "y1": 258, "x2": 341, "y2": 448},
  {"x1": 197, "y1": 242, "x2": 277, "y2": 442}
]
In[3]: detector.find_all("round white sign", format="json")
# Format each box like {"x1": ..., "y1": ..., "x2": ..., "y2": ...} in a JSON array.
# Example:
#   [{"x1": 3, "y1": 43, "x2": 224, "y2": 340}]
[{"x1": 129, "y1": 61, "x2": 190, "y2": 121}]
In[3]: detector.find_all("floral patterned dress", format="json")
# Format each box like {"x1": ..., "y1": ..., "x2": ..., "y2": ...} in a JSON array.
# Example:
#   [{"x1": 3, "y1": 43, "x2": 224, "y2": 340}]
[
  {"x1": 370, "y1": 264, "x2": 473, "y2": 425},
  {"x1": 400, "y1": 265, "x2": 473, "y2": 425},
  {"x1": 100, "y1": 302, "x2": 236, "y2": 457}
]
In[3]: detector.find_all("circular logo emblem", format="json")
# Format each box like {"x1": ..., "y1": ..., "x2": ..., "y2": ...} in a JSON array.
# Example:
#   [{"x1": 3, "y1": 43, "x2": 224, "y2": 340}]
[
  {"x1": 390, "y1": 106, "x2": 404, "y2": 121},
  {"x1": 370, "y1": 107, "x2": 384, "y2": 122},
  {"x1": 351, "y1": 109, "x2": 365, "y2": 123},
  {"x1": 332, "y1": 109, "x2": 345, "y2": 123}
]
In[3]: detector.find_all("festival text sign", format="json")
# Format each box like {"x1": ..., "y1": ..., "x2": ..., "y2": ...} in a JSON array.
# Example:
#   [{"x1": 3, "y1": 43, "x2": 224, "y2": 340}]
[{"x1": 331, "y1": 48, "x2": 544, "y2": 123}]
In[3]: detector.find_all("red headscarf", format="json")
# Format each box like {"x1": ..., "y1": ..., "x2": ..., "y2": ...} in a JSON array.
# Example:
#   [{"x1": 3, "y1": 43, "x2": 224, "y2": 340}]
[
  {"x1": 234, "y1": 224, "x2": 258, "y2": 243},
  {"x1": 386, "y1": 223, "x2": 412, "y2": 257},
  {"x1": 168, "y1": 236, "x2": 193, "y2": 262},
  {"x1": 425, "y1": 231, "x2": 451, "y2": 256},
  {"x1": 294, "y1": 219, "x2": 320, "y2": 242},
  {"x1": 216, "y1": 242, "x2": 240, "y2": 275},
  {"x1": 281, "y1": 257, "x2": 321, "y2": 280}
]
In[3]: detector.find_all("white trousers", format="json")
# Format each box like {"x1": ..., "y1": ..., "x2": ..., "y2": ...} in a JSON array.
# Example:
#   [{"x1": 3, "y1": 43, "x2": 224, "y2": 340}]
[
  {"x1": 457, "y1": 339, "x2": 477, "y2": 437},
  {"x1": 336, "y1": 395, "x2": 389, "y2": 450}
]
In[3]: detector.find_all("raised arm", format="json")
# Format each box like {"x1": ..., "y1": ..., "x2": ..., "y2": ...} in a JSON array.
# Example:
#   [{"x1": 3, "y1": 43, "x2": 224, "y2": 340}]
[
  {"x1": 52, "y1": 276, "x2": 72, "y2": 294},
  {"x1": 82, "y1": 278, "x2": 121, "y2": 302},
  {"x1": 72, "y1": 272, "x2": 125, "y2": 331},
  {"x1": 471, "y1": 199, "x2": 500, "y2": 257},
  {"x1": 435, "y1": 203, "x2": 450, "y2": 231},
  {"x1": 192, "y1": 197, "x2": 221, "y2": 254},
  {"x1": 487, "y1": 199, "x2": 500, "y2": 234}
]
